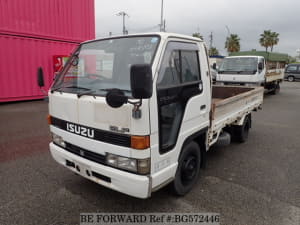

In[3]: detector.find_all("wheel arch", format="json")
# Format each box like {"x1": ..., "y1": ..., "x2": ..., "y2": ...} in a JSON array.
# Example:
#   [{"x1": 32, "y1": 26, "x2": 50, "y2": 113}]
[{"x1": 180, "y1": 127, "x2": 208, "y2": 169}]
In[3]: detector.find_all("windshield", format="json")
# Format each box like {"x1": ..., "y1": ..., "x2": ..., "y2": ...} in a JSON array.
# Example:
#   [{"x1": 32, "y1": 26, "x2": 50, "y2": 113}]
[
  {"x1": 52, "y1": 36, "x2": 160, "y2": 96},
  {"x1": 219, "y1": 57, "x2": 258, "y2": 74}
]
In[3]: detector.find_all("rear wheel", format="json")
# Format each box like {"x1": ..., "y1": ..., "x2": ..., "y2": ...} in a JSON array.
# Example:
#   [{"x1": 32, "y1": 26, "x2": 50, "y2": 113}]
[
  {"x1": 270, "y1": 82, "x2": 280, "y2": 95},
  {"x1": 288, "y1": 76, "x2": 295, "y2": 82},
  {"x1": 233, "y1": 115, "x2": 251, "y2": 143},
  {"x1": 171, "y1": 141, "x2": 201, "y2": 196}
]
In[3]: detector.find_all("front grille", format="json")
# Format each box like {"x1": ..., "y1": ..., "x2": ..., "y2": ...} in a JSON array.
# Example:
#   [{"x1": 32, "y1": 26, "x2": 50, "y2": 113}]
[
  {"x1": 94, "y1": 129, "x2": 131, "y2": 147},
  {"x1": 64, "y1": 142, "x2": 106, "y2": 165},
  {"x1": 51, "y1": 117, "x2": 131, "y2": 147}
]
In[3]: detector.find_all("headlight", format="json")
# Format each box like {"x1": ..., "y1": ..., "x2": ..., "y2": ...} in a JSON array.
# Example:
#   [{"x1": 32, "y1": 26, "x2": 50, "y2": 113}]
[
  {"x1": 118, "y1": 156, "x2": 137, "y2": 172},
  {"x1": 106, "y1": 153, "x2": 150, "y2": 175},
  {"x1": 52, "y1": 133, "x2": 66, "y2": 148}
]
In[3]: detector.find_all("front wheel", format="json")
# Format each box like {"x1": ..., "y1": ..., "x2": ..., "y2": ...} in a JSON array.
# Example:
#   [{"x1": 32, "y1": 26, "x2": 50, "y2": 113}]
[{"x1": 171, "y1": 141, "x2": 201, "y2": 196}]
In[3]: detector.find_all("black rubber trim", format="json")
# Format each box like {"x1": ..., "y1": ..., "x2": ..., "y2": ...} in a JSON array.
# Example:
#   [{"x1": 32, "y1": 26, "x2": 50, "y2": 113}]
[
  {"x1": 91, "y1": 171, "x2": 111, "y2": 183},
  {"x1": 66, "y1": 160, "x2": 75, "y2": 168}
]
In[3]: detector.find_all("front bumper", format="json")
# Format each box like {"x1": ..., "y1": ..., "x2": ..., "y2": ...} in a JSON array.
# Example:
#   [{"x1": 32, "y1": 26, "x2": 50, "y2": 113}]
[{"x1": 50, "y1": 142, "x2": 150, "y2": 198}]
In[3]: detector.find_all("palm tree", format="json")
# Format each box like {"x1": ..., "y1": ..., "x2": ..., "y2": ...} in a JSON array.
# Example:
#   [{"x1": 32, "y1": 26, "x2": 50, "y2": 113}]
[
  {"x1": 259, "y1": 30, "x2": 273, "y2": 52},
  {"x1": 225, "y1": 34, "x2": 240, "y2": 53},
  {"x1": 270, "y1": 31, "x2": 279, "y2": 52},
  {"x1": 259, "y1": 30, "x2": 280, "y2": 52},
  {"x1": 209, "y1": 47, "x2": 219, "y2": 56},
  {"x1": 192, "y1": 32, "x2": 203, "y2": 40}
]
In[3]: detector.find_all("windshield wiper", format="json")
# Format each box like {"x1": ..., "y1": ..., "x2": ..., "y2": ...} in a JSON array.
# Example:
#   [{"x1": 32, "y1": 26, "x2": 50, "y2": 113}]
[
  {"x1": 51, "y1": 85, "x2": 90, "y2": 93},
  {"x1": 98, "y1": 88, "x2": 130, "y2": 93},
  {"x1": 77, "y1": 88, "x2": 130, "y2": 98}
]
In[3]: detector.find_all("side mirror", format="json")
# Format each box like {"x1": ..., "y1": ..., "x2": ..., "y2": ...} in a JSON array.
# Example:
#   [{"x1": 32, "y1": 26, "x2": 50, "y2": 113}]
[
  {"x1": 258, "y1": 62, "x2": 263, "y2": 70},
  {"x1": 212, "y1": 63, "x2": 217, "y2": 70},
  {"x1": 130, "y1": 64, "x2": 153, "y2": 99},
  {"x1": 37, "y1": 67, "x2": 45, "y2": 87},
  {"x1": 106, "y1": 89, "x2": 128, "y2": 108}
]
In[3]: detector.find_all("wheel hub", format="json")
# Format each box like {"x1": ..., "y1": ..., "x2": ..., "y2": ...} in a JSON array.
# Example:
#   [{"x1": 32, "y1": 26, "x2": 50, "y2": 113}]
[{"x1": 181, "y1": 156, "x2": 197, "y2": 184}]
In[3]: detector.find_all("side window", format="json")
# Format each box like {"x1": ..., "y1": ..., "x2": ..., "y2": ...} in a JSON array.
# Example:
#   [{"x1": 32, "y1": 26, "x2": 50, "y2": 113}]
[
  {"x1": 157, "y1": 50, "x2": 181, "y2": 87},
  {"x1": 157, "y1": 45, "x2": 201, "y2": 88},
  {"x1": 259, "y1": 58, "x2": 264, "y2": 70},
  {"x1": 287, "y1": 65, "x2": 297, "y2": 72},
  {"x1": 181, "y1": 51, "x2": 200, "y2": 83}
]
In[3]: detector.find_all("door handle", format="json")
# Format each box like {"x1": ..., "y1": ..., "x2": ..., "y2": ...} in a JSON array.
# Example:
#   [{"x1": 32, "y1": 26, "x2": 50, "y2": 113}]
[{"x1": 200, "y1": 105, "x2": 206, "y2": 110}]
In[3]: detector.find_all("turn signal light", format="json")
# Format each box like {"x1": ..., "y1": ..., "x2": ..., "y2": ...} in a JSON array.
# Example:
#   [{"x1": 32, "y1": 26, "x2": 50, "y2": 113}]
[
  {"x1": 47, "y1": 115, "x2": 52, "y2": 125},
  {"x1": 131, "y1": 135, "x2": 150, "y2": 150}
]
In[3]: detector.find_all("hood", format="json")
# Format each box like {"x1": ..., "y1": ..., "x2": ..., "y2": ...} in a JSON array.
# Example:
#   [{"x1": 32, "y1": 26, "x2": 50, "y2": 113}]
[{"x1": 49, "y1": 92, "x2": 150, "y2": 136}]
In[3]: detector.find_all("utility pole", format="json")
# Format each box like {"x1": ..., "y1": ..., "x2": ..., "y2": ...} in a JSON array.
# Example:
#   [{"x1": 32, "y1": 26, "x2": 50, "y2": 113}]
[
  {"x1": 116, "y1": 11, "x2": 129, "y2": 35},
  {"x1": 297, "y1": 49, "x2": 300, "y2": 61},
  {"x1": 209, "y1": 32, "x2": 213, "y2": 50},
  {"x1": 225, "y1": 25, "x2": 231, "y2": 37},
  {"x1": 160, "y1": 0, "x2": 165, "y2": 32}
]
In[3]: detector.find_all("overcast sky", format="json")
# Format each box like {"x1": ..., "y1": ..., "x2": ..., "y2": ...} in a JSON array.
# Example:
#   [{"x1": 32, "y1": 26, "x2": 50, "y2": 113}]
[{"x1": 95, "y1": 0, "x2": 300, "y2": 56}]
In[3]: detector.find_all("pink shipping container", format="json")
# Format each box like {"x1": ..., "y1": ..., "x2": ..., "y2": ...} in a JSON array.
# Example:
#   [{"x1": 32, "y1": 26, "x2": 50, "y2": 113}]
[
  {"x1": 0, "y1": 34, "x2": 79, "y2": 102},
  {"x1": 0, "y1": 0, "x2": 95, "y2": 42},
  {"x1": 0, "y1": 0, "x2": 95, "y2": 102}
]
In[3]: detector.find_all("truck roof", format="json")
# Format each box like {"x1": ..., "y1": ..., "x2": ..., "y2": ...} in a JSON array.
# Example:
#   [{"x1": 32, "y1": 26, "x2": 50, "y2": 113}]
[
  {"x1": 225, "y1": 55, "x2": 264, "y2": 59},
  {"x1": 83, "y1": 32, "x2": 203, "y2": 44}
]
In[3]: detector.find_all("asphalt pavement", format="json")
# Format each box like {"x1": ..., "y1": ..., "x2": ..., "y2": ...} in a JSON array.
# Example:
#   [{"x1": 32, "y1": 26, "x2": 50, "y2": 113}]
[{"x1": 0, "y1": 82, "x2": 299, "y2": 225}]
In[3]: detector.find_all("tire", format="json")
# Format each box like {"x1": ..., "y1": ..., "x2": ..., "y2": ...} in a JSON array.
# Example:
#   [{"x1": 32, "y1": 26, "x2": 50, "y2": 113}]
[
  {"x1": 171, "y1": 141, "x2": 201, "y2": 196},
  {"x1": 288, "y1": 76, "x2": 295, "y2": 82},
  {"x1": 270, "y1": 82, "x2": 280, "y2": 95},
  {"x1": 233, "y1": 115, "x2": 251, "y2": 143}
]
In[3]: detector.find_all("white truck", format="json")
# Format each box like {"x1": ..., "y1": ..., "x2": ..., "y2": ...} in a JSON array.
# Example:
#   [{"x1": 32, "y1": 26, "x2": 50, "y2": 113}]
[
  {"x1": 38, "y1": 33, "x2": 264, "y2": 198},
  {"x1": 216, "y1": 55, "x2": 283, "y2": 94}
]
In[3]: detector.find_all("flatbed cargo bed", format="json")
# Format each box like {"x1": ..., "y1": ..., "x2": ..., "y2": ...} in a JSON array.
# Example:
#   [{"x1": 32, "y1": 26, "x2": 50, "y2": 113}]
[
  {"x1": 209, "y1": 85, "x2": 264, "y2": 145},
  {"x1": 266, "y1": 69, "x2": 284, "y2": 83}
]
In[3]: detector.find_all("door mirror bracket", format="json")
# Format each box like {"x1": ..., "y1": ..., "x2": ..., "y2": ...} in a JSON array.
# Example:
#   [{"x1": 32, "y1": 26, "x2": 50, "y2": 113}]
[
  {"x1": 128, "y1": 99, "x2": 142, "y2": 119},
  {"x1": 105, "y1": 89, "x2": 143, "y2": 119},
  {"x1": 106, "y1": 64, "x2": 153, "y2": 119}
]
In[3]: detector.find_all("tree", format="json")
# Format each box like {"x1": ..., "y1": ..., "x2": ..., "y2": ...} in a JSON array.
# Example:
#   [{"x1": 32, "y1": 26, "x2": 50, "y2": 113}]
[
  {"x1": 192, "y1": 32, "x2": 203, "y2": 40},
  {"x1": 259, "y1": 30, "x2": 272, "y2": 52},
  {"x1": 225, "y1": 34, "x2": 240, "y2": 53},
  {"x1": 209, "y1": 47, "x2": 219, "y2": 56},
  {"x1": 259, "y1": 30, "x2": 280, "y2": 52},
  {"x1": 270, "y1": 31, "x2": 279, "y2": 52}
]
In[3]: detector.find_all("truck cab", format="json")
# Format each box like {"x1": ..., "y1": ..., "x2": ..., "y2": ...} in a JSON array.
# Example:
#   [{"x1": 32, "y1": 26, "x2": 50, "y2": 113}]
[
  {"x1": 48, "y1": 33, "x2": 211, "y2": 198},
  {"x1": 216, "y1": 56, "x2": 266, "y2": 85}
]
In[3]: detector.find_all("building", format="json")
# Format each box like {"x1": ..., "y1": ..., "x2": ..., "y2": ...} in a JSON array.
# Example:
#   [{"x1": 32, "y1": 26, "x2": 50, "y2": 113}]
[{"x1": 0, "y1": 0, "x2": 95, "y2": 102}]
